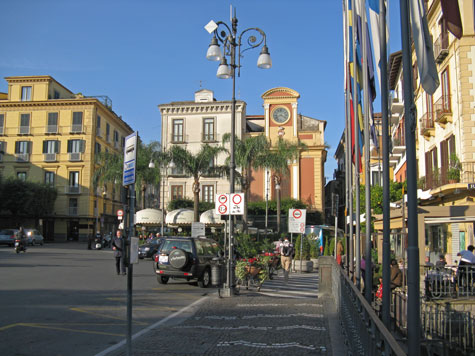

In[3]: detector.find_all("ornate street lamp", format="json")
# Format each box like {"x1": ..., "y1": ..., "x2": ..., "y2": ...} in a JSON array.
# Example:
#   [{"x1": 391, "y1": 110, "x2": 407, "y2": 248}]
[{"x1": 205, "y1": 9, "x2": 271, "y2": 297}]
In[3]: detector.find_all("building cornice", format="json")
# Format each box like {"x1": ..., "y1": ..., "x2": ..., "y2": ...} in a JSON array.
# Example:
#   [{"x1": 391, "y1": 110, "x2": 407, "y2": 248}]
[
  {"x1": 261, "y1": 87, "x2": 300, "y2": 100},
  {"x1": 159, "y1": 102, "x2": 244, "y2": 115}
]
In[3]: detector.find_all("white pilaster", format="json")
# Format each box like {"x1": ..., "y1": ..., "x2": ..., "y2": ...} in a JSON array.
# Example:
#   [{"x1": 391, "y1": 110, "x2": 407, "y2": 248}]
[
  {"x1": 292, "y1": 103, "x2": 298, "y2": 137},
  {"x1": 265, "y1": 104, "x2": 270, "y2": 137},
  {"x1": 292, "y1": 161, "x2": 298, "y2": 199}
]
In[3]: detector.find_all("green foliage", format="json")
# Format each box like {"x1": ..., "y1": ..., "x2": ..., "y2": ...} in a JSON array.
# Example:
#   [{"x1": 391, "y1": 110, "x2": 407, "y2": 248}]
[
  {"x1": 167, "y1": 198, "x2": 193, "y2": 210},
  {"x1": 355, "y1": 181, "x2": 406, "y2": 214},
  {"x1": 0, "y1": 178, "x2": 57, "y2": 218},
  {"x1": 234, "y1": 233, "x2": 276, "y2": 259},
  {"x1": 448, "y1": 153, "x2": 461, "y2": 181},
  {"x1": 294, "y1": 234, "x2": 311, "y2": 260},
  {"x1": 247, "y1": 198, "x2": 307, "y2": 215}
]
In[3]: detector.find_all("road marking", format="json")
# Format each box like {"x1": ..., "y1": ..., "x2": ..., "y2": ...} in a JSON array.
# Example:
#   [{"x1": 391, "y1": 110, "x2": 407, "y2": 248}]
[
  {"x1": 217, "y1": 340, "x2": 326, "y2": 351},
  {"x1": 94, "y1": 295, "x2": 209, "y2": 356},
  {"x1": 0, "y1": 323, "x2": 23, "y2": 331},
  {"x1": 0, "y1": 322, "x2": 125, "y2": 337},
  {"x1": 70, "y1": 307, "x2": 148, "y2": 325}
]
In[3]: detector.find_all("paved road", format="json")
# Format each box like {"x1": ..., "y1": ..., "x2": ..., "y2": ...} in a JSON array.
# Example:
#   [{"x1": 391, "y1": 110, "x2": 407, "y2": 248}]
[{"x1": 0, "y1": 243, "x2": 215, "y2": 356}]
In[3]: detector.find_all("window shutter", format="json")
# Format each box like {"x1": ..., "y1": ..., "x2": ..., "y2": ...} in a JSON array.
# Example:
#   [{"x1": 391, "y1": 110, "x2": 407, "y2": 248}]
[
  {"x1": 55, "y1": 140, "x2": 60, "y2": 153},
  {"x1": 15, "y1": 141, "x2": 19, "y2": 153},
  {"x1": 28, "y1": 141, "x2": 32, "y2": 154},
  {"x1": 80, "y1": 140, "x2": 85, "y2": 153},
  {"x1": 67, "y1": 140, "x2": 72, "y2": 153},
  {"x1": 43, "y1": 141, "x2": 47, "y2": 153}
]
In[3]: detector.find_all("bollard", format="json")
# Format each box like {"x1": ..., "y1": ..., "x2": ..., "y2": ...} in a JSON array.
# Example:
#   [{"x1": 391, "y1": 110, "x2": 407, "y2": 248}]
[{"x1": 211, "y1": 258, "x2": 223, "y2": 286}]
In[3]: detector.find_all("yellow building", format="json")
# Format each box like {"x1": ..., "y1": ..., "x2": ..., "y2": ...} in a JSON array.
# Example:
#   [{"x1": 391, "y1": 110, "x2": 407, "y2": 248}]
[{"x1": 0, "y1": 76, "x2": 133, "y2": 241}]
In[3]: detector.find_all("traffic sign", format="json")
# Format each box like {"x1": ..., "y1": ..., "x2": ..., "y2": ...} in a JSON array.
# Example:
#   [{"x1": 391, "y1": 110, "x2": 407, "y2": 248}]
[
  {"x1": 288, "y1": 208, "x2": 306, "y2": 233},
  {"x1": 123, "y1": 132, "x2": 138, "y2": 186},
  {"x1": 230, "y1": 193, "x2": 244, "y2": 215},
  {"x1": 117, "y1": 209, "x2": 124, "y2": 221},
  {"x1": 216, "y1": 194, "x2": 229, "y2": 215}
]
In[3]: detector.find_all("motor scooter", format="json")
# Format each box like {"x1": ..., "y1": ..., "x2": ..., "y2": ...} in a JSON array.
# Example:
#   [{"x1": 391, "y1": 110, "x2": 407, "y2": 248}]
[
  {"x1": 14, "y1": 239, "x2": 26, "y2": 253},
  {"x1": 94, "y1": 234, "x2": 103, "y2": 250}
]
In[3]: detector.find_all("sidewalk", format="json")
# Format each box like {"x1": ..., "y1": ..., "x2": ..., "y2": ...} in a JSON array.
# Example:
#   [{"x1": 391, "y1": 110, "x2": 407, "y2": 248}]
[{"x1": 105, "y1": 270, "x2": 346, "y2": 356}]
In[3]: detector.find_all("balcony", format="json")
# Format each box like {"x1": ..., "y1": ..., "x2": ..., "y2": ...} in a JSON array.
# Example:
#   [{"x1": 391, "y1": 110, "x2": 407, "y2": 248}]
[
  {"x1": 422, "y1": 161, "x2": 475, "y2": 190},
  {"x1": 391, "y1": 97, "x2": 404, "y2": 115},
  {"x1": 15, "y1": 153, "x2": 29, "y2": 162},
  {"x1": 69, "y1": 207, "x2": 78, "y2": 215},
  {"x1": 392, "y1": 135, "x2": 406, "y2": 155},
  {"x1": 70, "y1": 124, "x2": 83, "y2": 133},
  {"x1": 65, "y1": 186, "x2": 81, "y2": 194},
  {"x1": 69, "y1": 152, "x2": 82, "y2": 161},
  {"x1": 420, "y1": 112, "x2": 435, "y2": 137},
  {"x1": 96, "y1": 128, "x2": 102, "y2": 137},
  {"x1": 434, "y1": 33, "x2": 449, "y2": 64},
  {"x1": 19, "y1": 126, "x2": 30, "y2": 135},
  {"x1": 46, "y1": 125, "x2": 58, "y2": 134},
  {"x1": 44, "y1": 153, "x2": 57, "y2": 162},
  {"x1": 434, "y1": 94, "x2": 452, "y2": 124}
]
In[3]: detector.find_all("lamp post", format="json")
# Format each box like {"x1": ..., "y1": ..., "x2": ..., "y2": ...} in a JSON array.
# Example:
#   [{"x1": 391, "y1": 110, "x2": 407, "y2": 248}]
[
  {"x1": 205, "y1": 9, "x2": 272, "y2": 297},
  {"x1": 149, "y1": 159, "x2": 175, "y2": 236}
]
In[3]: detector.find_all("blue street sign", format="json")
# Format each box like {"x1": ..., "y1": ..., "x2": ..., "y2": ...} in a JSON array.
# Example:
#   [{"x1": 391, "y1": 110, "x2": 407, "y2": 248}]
[{"x1": 123, "y1": 132, "x2": 138, "y2": 186}]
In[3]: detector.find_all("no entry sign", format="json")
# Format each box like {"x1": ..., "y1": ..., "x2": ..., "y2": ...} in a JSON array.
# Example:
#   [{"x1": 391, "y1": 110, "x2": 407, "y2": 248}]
[
  {"x1": 215, "y1": 193, "x2": 245, "y2": 215},
  {"x1": 288, "y1": 208, "x2": 306, "y2": 233}
]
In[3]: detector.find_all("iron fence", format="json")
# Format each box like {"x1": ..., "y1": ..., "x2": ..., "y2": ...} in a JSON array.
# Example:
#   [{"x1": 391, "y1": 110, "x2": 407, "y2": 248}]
[{"x1": 424, "y1": 265, "x2": 475, "y2": 300}]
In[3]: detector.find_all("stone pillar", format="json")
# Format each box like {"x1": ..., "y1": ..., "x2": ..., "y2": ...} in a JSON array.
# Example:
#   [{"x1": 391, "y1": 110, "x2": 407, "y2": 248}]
[{"x1": 318, "y1": 256, "x2": 334, "y2": 296}]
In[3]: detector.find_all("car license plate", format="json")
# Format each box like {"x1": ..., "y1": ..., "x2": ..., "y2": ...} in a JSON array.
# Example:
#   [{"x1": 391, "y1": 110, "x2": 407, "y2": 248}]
[{"x1": 159, "y1": 255, "x2": 168, "y2": 263}]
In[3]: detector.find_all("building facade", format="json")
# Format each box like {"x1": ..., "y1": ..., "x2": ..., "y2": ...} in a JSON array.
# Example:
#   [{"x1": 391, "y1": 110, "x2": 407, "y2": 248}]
[
  {"x1": 247, "y1": 87, "x2": 327, "y2": 214},
  {"x1": 0, "y1": 76, "x2": 133, "y2": 241},
  {"x1": 159, "y1": 89, "x2": 246, "y2": 209}
]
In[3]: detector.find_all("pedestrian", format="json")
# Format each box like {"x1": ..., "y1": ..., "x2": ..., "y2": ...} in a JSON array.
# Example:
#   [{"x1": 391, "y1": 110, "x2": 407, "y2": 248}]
[
  {"x1": 156, "y1": 232, "x2": 161, "y2": 238},
  {"x1": 375, "y1": 277, "x2": 383, "y2": 300},
  {"x1": 456, "y1": 245, "x2": 475, "y2": 289},
  {"x1": 279, "y1": 236, "x2": 294, "y2": 283},
  {"x1": 390, "y1": 259, "x2": 403, "y2": 290},
  {"x1": 112, "y1": 230, "x2": 126, "y2": 275},
  {"x1": 435, "y1": 254, "x2": 447, "y2": 270},
  {"x1": 336, "y1": 239, "x2": 344, "y2": 266},
  {"x1": 87, "y1": 233, "x2": 93, "y2": 250}
]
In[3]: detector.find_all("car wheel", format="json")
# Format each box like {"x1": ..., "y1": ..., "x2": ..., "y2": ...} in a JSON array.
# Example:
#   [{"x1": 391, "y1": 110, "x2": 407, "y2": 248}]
[
  {"x1": 157, "y1": 276, "x2": 169, "y2": 284},
  {"x1": 198, "y1": 268, "x2": 211, "y2": 288},
  {"x1": 168, "y1": 249, "x2": 189, "y2": 270}
]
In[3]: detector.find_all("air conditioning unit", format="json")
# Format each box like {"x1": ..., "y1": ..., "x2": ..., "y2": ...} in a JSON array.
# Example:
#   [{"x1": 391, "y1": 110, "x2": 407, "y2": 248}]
[
  {"x1": 69, "y1": 152, "x2": 82, "y2": 161},
  {"x1": 16, "y1": 153, "x2": 29, "y2": 162},
  {"x1": 44, "y1": 153, "x2": 57, "y2": 162}
]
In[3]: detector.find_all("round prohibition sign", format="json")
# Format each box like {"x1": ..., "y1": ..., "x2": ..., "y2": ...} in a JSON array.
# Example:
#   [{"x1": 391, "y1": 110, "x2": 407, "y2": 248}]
[
  {"x1": 218, "y1": 205, "x2": 228, "y2": 214},
  {"x1": 292, "y1": 209, "x2": 302, "y2": 219},
  {"x1": 232, "y1": 194, "x2": 242, "y2": 205},
  {"x1": 218, "y1": 195, "x2": 228, "y2": 204}
]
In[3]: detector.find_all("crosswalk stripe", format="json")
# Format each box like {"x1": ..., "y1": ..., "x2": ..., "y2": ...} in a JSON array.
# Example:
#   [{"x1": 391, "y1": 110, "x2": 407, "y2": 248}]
[{"x1": 258, "y1": 272, "x2": 320, "y2": 299}]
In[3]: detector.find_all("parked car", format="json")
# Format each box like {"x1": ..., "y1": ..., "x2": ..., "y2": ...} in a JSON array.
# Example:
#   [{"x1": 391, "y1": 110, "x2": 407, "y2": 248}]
[
  {"x1": 154, "y1": 236, "x2": 221, "y2": 288},
  {"x1": 138, "y1": 238, "x2": 164, "y2": 259},
  {"x1": 25, "y1": 229, "x2": 44, "y2": 246},
  {"x1": 0, "y1": 229, "x2": 19, "y2": 247}
]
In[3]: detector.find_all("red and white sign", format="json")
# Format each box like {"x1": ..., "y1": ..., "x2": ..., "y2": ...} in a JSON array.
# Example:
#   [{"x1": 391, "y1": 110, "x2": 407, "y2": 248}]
[
  {"x1": 215, "y1": 193, "x2": 245, "y2": 215},
  {"x1": 117, "y1": 209, "x2": 124, "y2": 221},
  {"x1": 288, "y1": 208, "x2": 306, "y2": 233}
]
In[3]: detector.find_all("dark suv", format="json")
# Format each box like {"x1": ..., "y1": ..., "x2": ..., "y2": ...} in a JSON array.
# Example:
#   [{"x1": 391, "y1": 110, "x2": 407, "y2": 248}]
[{"x1": 154, "y1": 237, "x2": 221, "y2": 288}]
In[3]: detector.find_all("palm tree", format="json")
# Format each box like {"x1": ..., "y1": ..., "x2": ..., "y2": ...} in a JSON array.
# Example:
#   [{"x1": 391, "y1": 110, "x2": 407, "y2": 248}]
[
  {"x1": 94, "y1": 140, "x2": 162, "y2": 210},
  {"x1": 169, "y1": 144, "x2": 226, "y2": 222},
  {"x1": 256, "y1": 137, "x2": 306, "y2": 233},
  {"x1": 222, "y1": 134, "x2": 269, "y2": 233}
]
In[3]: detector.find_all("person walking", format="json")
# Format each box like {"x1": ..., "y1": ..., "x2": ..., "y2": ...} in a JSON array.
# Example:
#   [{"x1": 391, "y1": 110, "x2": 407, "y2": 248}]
[
  {"x1": 112, "y1": 230, "x2": 126, "y2": 275},
  {"x1": 279, "y1": 236, "x2": 294, "y2": 284}
]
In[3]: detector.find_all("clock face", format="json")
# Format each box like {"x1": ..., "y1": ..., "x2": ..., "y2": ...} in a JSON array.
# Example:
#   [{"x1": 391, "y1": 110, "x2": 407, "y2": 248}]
[{"x1": 272, "y1": 107, "x2": 290, "y2": 124}]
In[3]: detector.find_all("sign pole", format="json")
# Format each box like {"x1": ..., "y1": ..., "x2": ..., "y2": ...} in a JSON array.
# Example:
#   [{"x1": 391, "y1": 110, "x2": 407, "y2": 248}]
[{"x1": 126, "y1": 183, "x2": 134, "y2": 356}]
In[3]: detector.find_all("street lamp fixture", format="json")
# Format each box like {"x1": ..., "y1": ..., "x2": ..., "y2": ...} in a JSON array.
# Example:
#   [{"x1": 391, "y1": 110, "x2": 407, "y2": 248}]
[{"x1": 205, "y1": 9, "x2": 271, "y2": 297}]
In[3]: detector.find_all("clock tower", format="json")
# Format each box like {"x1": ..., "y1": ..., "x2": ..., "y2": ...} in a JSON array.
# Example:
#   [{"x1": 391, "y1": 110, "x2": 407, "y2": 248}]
[{"x1": 262, "y1": 87, "x2": 300, "y2": 141}]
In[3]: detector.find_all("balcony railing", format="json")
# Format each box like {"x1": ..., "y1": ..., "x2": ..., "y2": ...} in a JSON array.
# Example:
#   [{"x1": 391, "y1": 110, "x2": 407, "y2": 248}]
[
  {"x1": 65, "y1": 186, "x2": 81, "y2": 194},
  {"x1": 46, "y1": 125, "x2": 58, "y2": 134},
  {"x1": 69, "y1": 207, "x2": 78, "y2": 215},
  {"x1": 70, "y1": 124, "x2": 83, "y2": 133},
  {"x1": 434, "y1": 94, "x2": 452, "y2": 124},
  {"x1": 15, "y1": 153, "x2": 29, "y2": 162},
  {"x1": 420, "y1": 112, "x2": 435, "y2": 137},
  {"x1": 420, "y1": 161, "x2": 475, "y2": 190},
  {"x1": 434, "y1": 33, "x2": 449, "y2": 64},
  {"x1": 0, "y1": 126, "x2": 4, "y2": 135},
  {"x1": 19, "y1": 126, "x2": 30, "y2": 135},
  {"x1": 44, "y1": 153, "x2": 57, "y2": 162},
  {"x1": 69, "y1": 152, "x2": 82, "y2": 161},
  {"x1": 171, "y1": 134, "x2": 188, "y2": 144}
]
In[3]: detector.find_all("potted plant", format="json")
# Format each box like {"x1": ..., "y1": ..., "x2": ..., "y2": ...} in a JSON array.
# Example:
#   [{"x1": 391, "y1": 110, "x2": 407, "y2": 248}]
[
  {"x1": 448, "y1": 153, "x2": 461, "y2": 183},
  {"x1": 292, "y1": 235, "x2": 314, "y2": 272}
]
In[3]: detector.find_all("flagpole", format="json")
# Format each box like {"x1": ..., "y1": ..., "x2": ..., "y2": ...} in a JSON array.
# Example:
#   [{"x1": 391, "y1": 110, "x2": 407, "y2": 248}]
[
  {"x1": 352, "y1": 0, "x2": 361, "y2": 288},
  {"x1": 379, "y1": 0, "x2": 391, "y2": 328},
  {"x1": 343, "y1": 0, "x2": 353, "y2": 277},
  {"x1": 361, "y1": 0, "x2": 373, "y2": 303},
  {"x1": 400, "y1": 0, "x2": 421, "y2": 354}
]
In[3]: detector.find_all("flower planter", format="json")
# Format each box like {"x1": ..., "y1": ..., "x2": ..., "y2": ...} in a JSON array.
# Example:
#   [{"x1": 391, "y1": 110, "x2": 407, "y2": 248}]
[
  {"x1": 245, "y1": 265, "x2": 261, "y2": 276},
  {"x1": 310, "y1": 258, "x2": 319, "y2": 271},
  {"x1": 292, "y1": 260, "x2": 314, "y2": 273}
]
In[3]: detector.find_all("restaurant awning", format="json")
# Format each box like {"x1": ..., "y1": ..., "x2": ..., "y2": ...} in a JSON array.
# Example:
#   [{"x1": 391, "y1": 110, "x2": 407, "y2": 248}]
[
  {"x1": 135, "y1": 208, "x2": 164, "y2": 225},
  {"x1": 200, "y1": 209, "x2": 224, "y2": 225},
  {"x1": 165, "y1": 209, "x2": 194, "y2": 225}
]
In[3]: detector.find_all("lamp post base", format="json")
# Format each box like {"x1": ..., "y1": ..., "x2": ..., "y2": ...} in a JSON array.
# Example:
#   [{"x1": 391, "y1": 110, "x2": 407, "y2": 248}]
[{"x1": 220, "y1": 285, "x2": 237, "y2": 298}]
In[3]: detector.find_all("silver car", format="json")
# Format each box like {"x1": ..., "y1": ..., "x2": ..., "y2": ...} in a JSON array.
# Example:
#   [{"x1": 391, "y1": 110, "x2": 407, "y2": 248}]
[
  {"x1": 25, "y1": 229, "x2": 44, "y2": 246},
  {"x1": 0, "y1": 229, "x2": 19, "y2": 247}
]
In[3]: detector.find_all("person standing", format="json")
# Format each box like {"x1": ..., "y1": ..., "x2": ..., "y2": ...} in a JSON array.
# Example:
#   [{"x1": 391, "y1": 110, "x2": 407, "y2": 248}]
[
  {"x1": 457, "y1": 245, "x2": 475, "y2": 289},
  {"x1": 390, "y1": 259, "x2": 403, "y2": 290},
  {"x1": 112, "y1": 230, "x2": 126, "y2": 275},
  {"x1": 279, "y1": 236, "x2": 294, "y2": 283},
  {"x1": 336, "y1": 239, "x2": 344, "y2": 266}
]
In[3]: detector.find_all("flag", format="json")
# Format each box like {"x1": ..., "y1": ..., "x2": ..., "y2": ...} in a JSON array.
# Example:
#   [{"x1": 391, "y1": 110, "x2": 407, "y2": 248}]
[
  {"x1": 441, "y1": 0, "x2": 463, "y2": 39},
  {"x1": 409, "y1": 0, "x2": 440, "y2": 95},
  {"x1": 368, "y1": 0, "x2": 389, "y2": 92}
]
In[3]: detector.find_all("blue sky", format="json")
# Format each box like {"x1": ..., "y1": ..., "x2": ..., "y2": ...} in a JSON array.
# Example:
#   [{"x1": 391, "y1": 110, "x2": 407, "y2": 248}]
[{"x1": 0, "y1": 0, "x2": 402, "y2": 182}]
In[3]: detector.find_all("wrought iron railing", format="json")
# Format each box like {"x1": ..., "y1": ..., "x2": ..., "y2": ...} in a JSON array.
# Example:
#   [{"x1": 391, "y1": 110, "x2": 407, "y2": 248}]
[
  {"x1": 424, "y1": 265, "x2": 475, "y2": 300},
  {"x1": 434, "y1": 33, "x2": 449, "y2": 64},
  {"x1": 420, "y1": 112, "x2": 435, "y2": 136}
]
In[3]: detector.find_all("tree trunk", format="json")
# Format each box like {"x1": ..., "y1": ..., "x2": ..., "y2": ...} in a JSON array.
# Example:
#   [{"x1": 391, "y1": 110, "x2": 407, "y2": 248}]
[
  {"x1": 193, "y1": 179, "x2": 200, "y2": 222},
  {"x1": 275, "y1": 175, "x2": 281, "y2": 235},
  {"x1": 242, "y1": 168, "x2": 250, "y2": 234},
  {"x1": 141, "y1": 184, "x2": 146, "y2": 210}
]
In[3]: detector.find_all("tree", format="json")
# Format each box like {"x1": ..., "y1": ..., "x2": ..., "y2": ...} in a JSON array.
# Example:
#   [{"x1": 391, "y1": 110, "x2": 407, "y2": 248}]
[
  {"x1": 222, "y1": 134, "x2": 269, "y2": 232},
  {"x1": 94, "y1": 140, "x2": 163, "y2": 210},
  {"x1": 169, "y1": 144, "x2": 226, "y2": 222},
  {"x1": 256, "y1": 137, "x2": 306, "y2": 233}
]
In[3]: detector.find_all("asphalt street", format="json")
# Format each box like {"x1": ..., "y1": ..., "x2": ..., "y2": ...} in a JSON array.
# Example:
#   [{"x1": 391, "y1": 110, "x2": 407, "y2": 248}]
[{"x1": 0, "y1": 242, "x2": 215, "y2": 356}]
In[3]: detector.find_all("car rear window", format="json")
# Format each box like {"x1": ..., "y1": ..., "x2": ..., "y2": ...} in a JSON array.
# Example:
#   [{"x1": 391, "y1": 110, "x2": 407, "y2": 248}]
[
  {"x1": 160, "y1": 239, "x2": 193, "y2": 254},
  {"x1": 0, "y1": 229, "x2": 15, "y2": 235}
]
